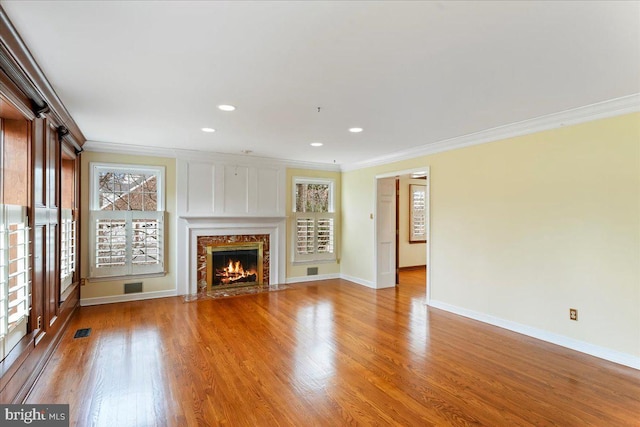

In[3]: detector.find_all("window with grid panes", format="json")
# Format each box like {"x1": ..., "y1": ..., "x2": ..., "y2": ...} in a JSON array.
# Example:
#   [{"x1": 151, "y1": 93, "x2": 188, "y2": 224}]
[
  {"x1": 292, "y1": 178, "x2": 335, "y2": 262},
  {"x1": 89, "y1": 163, "x2": 165, "y2": 278}
]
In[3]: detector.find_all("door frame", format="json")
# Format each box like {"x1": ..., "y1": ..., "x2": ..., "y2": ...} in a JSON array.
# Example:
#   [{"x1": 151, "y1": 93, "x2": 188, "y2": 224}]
[{"x1": 374, "y1": 166, "x2": 430, "y2": 302}]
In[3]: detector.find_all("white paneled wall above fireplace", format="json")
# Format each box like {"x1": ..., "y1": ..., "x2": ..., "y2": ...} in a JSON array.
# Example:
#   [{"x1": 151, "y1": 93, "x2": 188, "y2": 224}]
[{"x1": 177, "y1": 156, "x2": 285, "y2": 217}]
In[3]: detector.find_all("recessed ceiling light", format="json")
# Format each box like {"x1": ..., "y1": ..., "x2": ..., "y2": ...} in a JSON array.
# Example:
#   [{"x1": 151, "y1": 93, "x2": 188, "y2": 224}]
[
  {"x1": 349, "y1": 127, "x2": 363, "y2": 133},
  {"x1": 201, "y1": 127, "x2": 215, "y2": 133},
  {"x1": 218, "y1": 105, "x2": 236, "y2": 111},
  {"x1": 310, "y1": 142, "x2": 323, "y2": 147}
]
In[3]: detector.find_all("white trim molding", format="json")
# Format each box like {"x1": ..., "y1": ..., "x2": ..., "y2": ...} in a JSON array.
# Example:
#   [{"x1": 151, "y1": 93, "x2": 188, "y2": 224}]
[
  {"x1": 82, "y1": 141, "x2": 341, "y2": 172},
  {"x1": 80, "y1": 289, "x2": 177, "y2": 306},
  {"x1": 428, "y1": 299, "x2": 640, "y2": 370},
  {"x1": 83, "y1": 141, "x2": 178, "y2": 158},
  {"x1": 342, "y1": 94, "x2": 640, "y2": 172},
  {"x1": 286, "y1": 273, "x2": 340, "y2": 284},
  {"x1": 339, "y1": 274, "x2": 376, "y2": 289}
]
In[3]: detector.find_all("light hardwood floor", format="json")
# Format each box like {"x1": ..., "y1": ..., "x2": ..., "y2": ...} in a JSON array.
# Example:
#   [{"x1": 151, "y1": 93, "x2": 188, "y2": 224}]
[{"x1": 26, "y1": 268, "x2": 640, "y2": 426}]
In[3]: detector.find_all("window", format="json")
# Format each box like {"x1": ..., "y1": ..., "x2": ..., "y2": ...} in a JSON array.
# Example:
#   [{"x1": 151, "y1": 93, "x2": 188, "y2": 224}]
[
  {"x1": 292, "y1": 177, "x2": 335, "y2": 262},
  {"x1": 89, "y1": 163, "x2": 165, "y2": 278},
  {"x1": 0, "y1": 205, "x2": 30, "y2": 361},
  {"x1": 409, "y1": 184, "x2": 427, "y2": 243},
  {"x1": 60, "y1": 151, "x2": 77, "y2": 294},
  {"x1": 1, "y1": 118, "x2": 31, "y2": 362},
  {"x1": 60, "y1": 209, "x2": 76, "y2": 292}
]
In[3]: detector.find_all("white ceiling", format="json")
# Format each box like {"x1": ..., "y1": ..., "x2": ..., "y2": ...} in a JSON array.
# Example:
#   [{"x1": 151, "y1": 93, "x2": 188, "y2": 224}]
[{"x1": 2, "y1": 1, "x2": 639, "y2": 168}]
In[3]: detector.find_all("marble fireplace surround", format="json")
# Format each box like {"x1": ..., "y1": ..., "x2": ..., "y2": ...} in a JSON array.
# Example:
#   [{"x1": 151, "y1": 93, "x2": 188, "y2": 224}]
[
  {"x1": 199, "y1": 234, "x2": 269, "y2": 288},
  {"x1": 176, "y1": 216, "x2": 286, "y2": 296}
]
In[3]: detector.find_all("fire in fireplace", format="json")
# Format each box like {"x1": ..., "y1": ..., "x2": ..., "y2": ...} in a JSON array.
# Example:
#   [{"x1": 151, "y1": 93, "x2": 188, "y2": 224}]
[{"x1": 206, "y1": 242, "x2": 263, "y2": 289}]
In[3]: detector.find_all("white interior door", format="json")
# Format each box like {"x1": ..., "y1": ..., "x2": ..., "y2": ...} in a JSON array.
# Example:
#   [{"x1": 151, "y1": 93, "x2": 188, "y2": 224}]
[{"x1": 376, "y1": 177, "x2": 396, "y2": 288}]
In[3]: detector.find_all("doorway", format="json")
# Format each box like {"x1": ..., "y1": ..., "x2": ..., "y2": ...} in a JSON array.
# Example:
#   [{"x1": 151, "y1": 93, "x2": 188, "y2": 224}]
[{"x1": 375, "y1": 167, "x2": 430, "y2": 298}]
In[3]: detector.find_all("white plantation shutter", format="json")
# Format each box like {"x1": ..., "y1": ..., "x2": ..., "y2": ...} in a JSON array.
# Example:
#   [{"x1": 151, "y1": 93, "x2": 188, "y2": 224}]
[
  {"x1": 293, "y1": 212, "x2": 335, "y2": 262},
  {"x1": 316, "y1": 216, "x2": 334, "y2": 254},
  {"x1": 131, "y1": 214, "x2": 163, "y2": 268},
  {"x1": 296, "y1": 217, "x2": 315, "y2": 255},
  {"x1": 410, "y1": 185, "x2": 427, "y2": 242},
  {"x1": 0, "y1": 205, "x2": 30, "y2": 361},
  {"x1": 60, "y1": 209, "x2": 76, "y2": 293},
  {"x1": 92, "y1": 213, "x2": 128, "y2": 277},
  {"x1": 90, "y1": 211, "x2": 164, "y2": 278}
]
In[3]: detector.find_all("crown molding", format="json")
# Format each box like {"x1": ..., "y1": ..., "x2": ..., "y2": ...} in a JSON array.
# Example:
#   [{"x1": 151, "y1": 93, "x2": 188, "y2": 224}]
[
  {"x1": 82, "y1": 141, "x2": 341, "y2": 172},
  {"x1": 82, "y1": 140, "x2": 179, "y2": 158},
  {"x1": 341, "y1": 94, "x2": 640, "y2": 172},
  {"x1": 175, "y1": 148, "x2": 341, "y2": 171},
  {"x1": 280, "y1": 158, "x2": 342, "y2": 172}
]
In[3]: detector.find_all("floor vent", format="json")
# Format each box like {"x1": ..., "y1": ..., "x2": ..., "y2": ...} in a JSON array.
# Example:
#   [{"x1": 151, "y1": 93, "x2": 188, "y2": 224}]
[
  {"x1": 307, "y1": 267, "x2": 318, "y2": 276},
  {"x1": 124, "y1": 282, "x2": 143, "y2": 294},
  {"x1": 74, "y1": 328, "x2": 91, "y2": 339}
]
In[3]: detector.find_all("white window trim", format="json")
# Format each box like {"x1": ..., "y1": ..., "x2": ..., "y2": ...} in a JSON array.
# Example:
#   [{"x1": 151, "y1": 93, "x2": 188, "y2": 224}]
[
  {"x1": 291, "y1": 177, "x2": 336, "y2": 263},
  {"x1": 88, "y1": 163, "x2": 166, "y2": 279}
]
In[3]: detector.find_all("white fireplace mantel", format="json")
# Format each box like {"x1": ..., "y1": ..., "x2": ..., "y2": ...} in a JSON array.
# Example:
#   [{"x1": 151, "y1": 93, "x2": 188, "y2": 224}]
[{"x1": 176, "y1": 216, "x2": 286, "y2": 296}]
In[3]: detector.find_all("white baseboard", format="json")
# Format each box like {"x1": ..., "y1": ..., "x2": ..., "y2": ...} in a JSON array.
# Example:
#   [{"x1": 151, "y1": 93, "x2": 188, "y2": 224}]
[
  {"x1": 286, "y1": 273, "x2": 340, "y2": 284},
  {"x1": 428, "y1": 299, "x2": 640, "y2": 370},
  {"x1": 80, "y1": 289, "x2": 178, "y2": 306},
  {"x1": 287, "y1": 273, "x2": 388, "y2": 290},
  {"x1": 339, "y1": 274, "x2": 376, "y2": 289}
]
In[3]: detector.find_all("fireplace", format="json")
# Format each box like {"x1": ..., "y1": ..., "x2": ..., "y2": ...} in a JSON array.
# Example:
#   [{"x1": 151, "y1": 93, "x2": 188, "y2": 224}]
[
  {"x1": 206, "y1": 242, "x2": 263, "y2": 290},
  {"x1": 196, "y1": 233, "x2": 270, "y2": 294},
  {"x1": 179, "y1": 217, "x2": 283, "y2": 296}
]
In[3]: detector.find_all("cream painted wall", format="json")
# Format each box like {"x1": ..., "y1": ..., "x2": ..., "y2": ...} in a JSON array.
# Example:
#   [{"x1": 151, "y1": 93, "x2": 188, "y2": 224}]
[
  {"x1": 399, "y1": 176, "x2": 427, "y2": 268},
  {"x1": 342, "y1": 113, "x2": 640, "y2": 358},
  {"x1": 80, "y1": 151, "x2": 177, "y2": 300},
  {"x1": 286, "y1": 168, "x2": 341, "y2": 279}
]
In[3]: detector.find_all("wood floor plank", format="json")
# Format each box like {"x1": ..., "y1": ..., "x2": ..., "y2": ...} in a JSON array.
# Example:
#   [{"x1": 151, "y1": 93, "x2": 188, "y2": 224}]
[{"x1": 25, "y1": 270, "x2": 640, "y2": 426}]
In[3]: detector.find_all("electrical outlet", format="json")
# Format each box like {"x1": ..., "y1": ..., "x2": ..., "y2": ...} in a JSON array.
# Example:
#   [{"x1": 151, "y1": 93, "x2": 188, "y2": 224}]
[{"x1": 569, "y1": 308, "x2": 578, "y2": 321}]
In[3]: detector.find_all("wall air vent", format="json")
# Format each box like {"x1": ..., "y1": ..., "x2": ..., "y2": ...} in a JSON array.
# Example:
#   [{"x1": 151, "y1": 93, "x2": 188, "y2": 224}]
[{"x1": 124, "y1": 282, "x2": 143, "y2": 294}]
